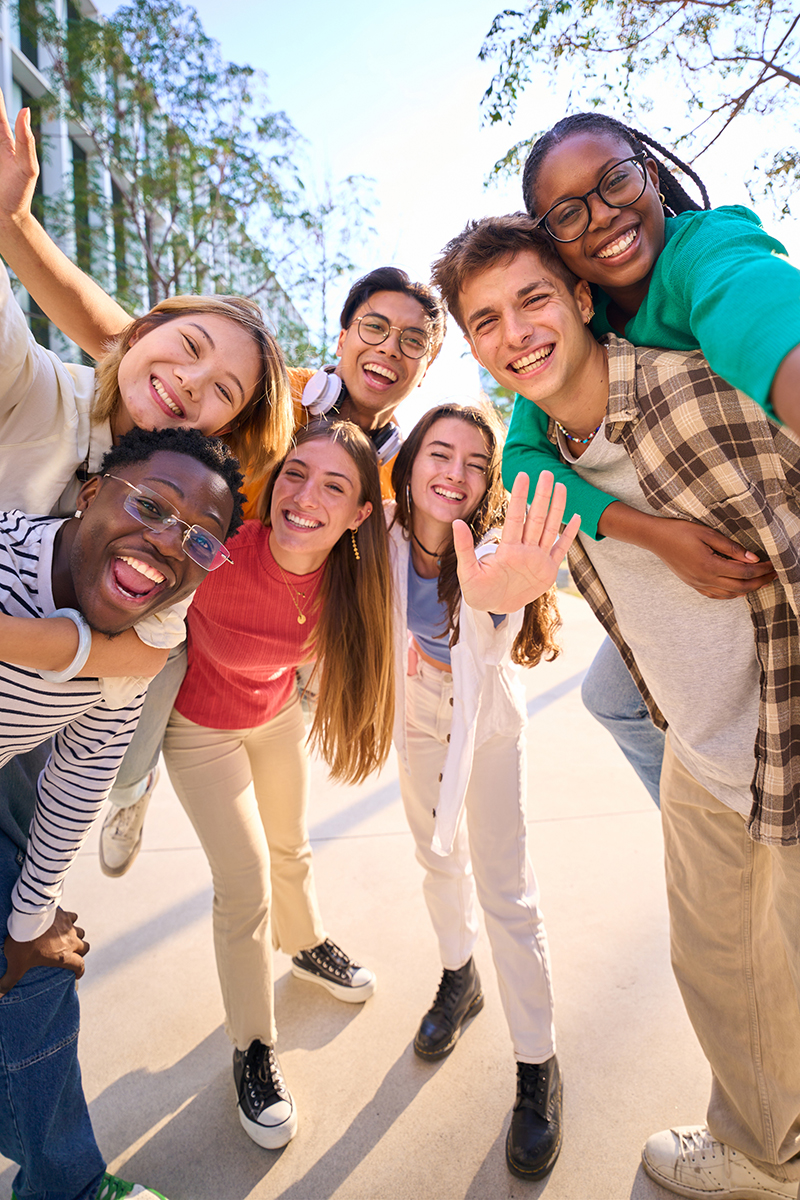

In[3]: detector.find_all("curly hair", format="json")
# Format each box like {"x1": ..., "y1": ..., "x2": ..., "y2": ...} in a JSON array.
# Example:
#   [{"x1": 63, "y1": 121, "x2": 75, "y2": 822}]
[
  {"x1": 522, "y1": 112, "x2": 711, "y2": 221},
  {"x1": 98, "y1": 426, "x2": 245, "y2": 538},
  {"x1": 391, "y1": 402, "x2": 562, "y2": 668}
]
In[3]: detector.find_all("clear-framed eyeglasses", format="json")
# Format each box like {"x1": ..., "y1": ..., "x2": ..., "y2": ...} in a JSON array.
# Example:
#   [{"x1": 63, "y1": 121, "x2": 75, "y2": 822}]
[
  {"x1": 352, "y1": 313, "x2": 430, "y2": 360},
  {"x1": 535, "y1": 151, "x2": 650, "y2": 243},
  {"x1": 104, "y1": 474, "x2": 232, "y2": 571}
]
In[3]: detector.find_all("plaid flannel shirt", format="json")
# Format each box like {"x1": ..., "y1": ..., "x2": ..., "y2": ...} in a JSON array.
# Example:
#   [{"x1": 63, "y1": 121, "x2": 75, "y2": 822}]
[{"x1": 565, "y1": 335, "x2": 800, "y2": 845}]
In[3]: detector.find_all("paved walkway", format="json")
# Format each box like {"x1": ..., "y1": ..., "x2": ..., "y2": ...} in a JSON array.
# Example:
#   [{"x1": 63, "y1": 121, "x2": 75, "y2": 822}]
[{"x1": 0, "y1": 593, "x2": 711, "y2": 1200}]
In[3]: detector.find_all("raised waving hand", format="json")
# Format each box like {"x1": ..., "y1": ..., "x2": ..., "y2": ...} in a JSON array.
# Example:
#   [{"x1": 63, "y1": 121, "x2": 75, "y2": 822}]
[{"x1": 453, "y1": 470, "x2": 580, "y2": 615}]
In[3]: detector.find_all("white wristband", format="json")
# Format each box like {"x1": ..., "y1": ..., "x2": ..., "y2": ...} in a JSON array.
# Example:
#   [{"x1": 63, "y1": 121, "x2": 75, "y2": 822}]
[{"x1": 38, "y1": 608, "x2": 92, "y2": 682}]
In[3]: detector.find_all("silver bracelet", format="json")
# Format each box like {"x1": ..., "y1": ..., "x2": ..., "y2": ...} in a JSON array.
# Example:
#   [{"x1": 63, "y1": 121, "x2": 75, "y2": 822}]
[{"x1": 38, "y1": 608, "x2": 92, "y2": 682}]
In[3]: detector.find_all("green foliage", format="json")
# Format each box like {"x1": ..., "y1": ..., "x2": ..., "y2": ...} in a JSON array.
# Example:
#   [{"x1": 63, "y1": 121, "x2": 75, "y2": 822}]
[
  {"x1": 479, "y1": 2, "x2": 800, "y2": 204},
  {"x1": 479, "y1": 365, "x2": 516, "y2": 425},
  {"x1": 27, "y1": 0, "x2": 376, "y2": 357}
]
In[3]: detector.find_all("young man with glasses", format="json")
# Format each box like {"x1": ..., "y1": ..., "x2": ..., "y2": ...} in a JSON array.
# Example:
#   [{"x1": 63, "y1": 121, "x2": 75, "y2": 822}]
[
  {"x1": 0, "y1": 425, "x2": 242, "y2": 1200},
  {"x1": 432, "y1": 213, "x2": 800, "y2": 1199}
]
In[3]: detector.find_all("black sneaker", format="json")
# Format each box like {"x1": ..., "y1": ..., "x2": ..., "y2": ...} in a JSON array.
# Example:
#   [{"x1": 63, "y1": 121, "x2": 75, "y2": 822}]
[
  {"x1": 506, "y1": 1056, "x2": 563, "y2": 1180},
  {"x1": 233, "y1": 1040, "x2": 297, "y2": 1149},
  {"x1": 291, "y1": 938, "x2": 376, "y2": 1002},
  {"x1": 413, "y1": 957, "x2": 484, "y2": 1060}
]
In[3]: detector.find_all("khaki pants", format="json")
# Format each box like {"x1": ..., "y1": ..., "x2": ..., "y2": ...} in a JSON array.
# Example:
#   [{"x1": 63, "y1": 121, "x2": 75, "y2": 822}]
[
  {"x1": 163, "y1": 696, "x2": 325, "y2": 1050},
  {"x1": 661, "y1": 736, "x2": 800, "y2": 1181}
]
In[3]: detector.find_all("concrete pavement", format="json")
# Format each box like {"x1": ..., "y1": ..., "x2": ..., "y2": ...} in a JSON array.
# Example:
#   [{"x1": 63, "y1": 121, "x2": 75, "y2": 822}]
[{"x1": 0, "y1": 592, "x2": 711, "y2": 1200}]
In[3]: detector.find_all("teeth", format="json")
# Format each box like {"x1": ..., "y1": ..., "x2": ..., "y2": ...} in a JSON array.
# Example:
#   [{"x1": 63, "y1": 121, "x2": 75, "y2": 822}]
[
  {"x1": 434, "y1": 487, "x2": 465, "y2": 500},
  {"x1": 285, "y1": 511, "x2": 321, "y2": 530},
  {"x1": 152, "y1": 377, "x2": 183, "y2": 416},
  {"x1": 596, "y1": 228, "x2": 637, "y2": 259},
  {"x1": 511, "y1": 345, "x2": 553, "y2": 373},
  {"x1": 118, "y1": 555, "x2": 165, "y2": 584},
  {"x1": 365, "y1": 364, "x2": 398, "y2": 382}
]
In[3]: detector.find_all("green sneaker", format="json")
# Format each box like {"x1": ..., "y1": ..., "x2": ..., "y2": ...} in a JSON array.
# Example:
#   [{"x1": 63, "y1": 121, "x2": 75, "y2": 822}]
[{"x1": 96, "y1": 1174, "x2": 169, "y2": 1200}]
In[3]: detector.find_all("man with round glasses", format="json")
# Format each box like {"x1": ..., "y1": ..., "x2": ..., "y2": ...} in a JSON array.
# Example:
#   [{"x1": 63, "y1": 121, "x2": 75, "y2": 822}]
[
  {"x1": 0, "y1": 425, "x2": 243, "y2": 1200},
  {"x1": 285, "y1": 265, "x2": 446, "y2": 503}
]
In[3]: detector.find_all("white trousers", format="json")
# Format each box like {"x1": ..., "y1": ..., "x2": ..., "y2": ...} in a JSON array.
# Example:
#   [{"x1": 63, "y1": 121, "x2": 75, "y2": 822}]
[
  {"x1": 163, "y1": 696, "x2": 326, "y2": 1051},
  {"x1": 398, "y1": 659, "x2": 556, "y2": 1063}
]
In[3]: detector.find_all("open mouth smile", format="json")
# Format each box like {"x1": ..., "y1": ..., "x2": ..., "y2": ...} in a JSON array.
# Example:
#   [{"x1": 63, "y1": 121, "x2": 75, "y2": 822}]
[
  {"x1": 594, "y1": 227, "x2": 638, "y2": 260},
  {"x1": 283, "y1": 510, "x2": 323, "y2": 531},
  {"x1": 511, "y1": 345, "x2": 554, "y2": 374},
  {"x1": 151, "y1": 377, "x2": 186, "y2": 418},
  {"x1": 110, "y1": 554, "x2": 168, "y2": 603},
  {"x1": 433, "y1": 486, "x2": 466, "y2": 501},
  {"x1": 363, "y1": 363, "x2": 399, "y2": 388}
]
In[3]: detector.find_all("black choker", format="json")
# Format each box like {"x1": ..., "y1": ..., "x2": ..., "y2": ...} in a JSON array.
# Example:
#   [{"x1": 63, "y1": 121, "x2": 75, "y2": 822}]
[{"x1": 413, "y1": 532, "x2": 441, "y2": 558}]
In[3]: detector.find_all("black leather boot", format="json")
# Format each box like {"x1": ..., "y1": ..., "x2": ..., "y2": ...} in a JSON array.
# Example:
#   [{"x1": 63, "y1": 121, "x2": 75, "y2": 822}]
[
  {"x1": 413, "y1": 957, "x2": 484, "y2": 1060},
  {"x1": 505, "y1": 1055, "x2": 563, "y2": 1179}
]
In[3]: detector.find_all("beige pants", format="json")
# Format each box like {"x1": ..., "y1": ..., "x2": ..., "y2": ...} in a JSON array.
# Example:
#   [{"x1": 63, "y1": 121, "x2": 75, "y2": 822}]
[
  {"x1": 163, "y1": 696, "x2": 325, "y2": 1050},
  {"x1": 661, "y1": 736, "x2": 800, "y2": 1181}
]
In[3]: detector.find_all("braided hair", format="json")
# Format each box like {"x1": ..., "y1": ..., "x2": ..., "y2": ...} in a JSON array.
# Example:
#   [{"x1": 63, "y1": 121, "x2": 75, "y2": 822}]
[{"x1": 522, "y1": 113, "x2": 711, "y2": 220}]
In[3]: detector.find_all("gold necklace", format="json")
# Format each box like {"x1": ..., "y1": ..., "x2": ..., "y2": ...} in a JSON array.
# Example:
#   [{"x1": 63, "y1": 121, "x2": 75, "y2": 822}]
[{"x1": 276, "y1": 560, "x2": 308, "y2": 625}]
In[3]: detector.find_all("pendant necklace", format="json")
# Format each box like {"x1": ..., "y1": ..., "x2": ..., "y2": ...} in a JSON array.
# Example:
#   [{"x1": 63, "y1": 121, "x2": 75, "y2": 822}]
[
  {"x1": 412, "y1": 532, "x2": 441, "y2": 560},
  {"x1": 276, "y1": 561, "x2": 308, "y2": 625}
]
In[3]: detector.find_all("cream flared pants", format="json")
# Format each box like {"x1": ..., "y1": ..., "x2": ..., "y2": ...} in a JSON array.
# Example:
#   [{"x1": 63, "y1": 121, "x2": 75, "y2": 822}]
[
  {"x1": 397, "y1": 659, "x2": 556, "y2": 1064},
  {"x1": 163, "y1": 696, "x2": 326, "y2": 1050}
]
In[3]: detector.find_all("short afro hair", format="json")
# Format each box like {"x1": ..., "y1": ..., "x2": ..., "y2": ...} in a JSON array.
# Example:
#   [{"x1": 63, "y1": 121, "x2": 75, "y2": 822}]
[{"x1": 98, "y1": 426, "x2": 246, "y2": 539}]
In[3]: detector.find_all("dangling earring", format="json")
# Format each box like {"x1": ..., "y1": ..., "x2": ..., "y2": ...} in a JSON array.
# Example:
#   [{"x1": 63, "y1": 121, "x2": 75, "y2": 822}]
[{"x1": 351, "y1": 529, "x2": 360, "y2": 561}]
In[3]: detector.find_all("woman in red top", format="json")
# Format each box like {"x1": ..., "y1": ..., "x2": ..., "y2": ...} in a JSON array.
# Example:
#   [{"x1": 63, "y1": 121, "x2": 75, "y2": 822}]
[{"x1": 161, "y1": 419, "x2": 394, "y2": 1150}]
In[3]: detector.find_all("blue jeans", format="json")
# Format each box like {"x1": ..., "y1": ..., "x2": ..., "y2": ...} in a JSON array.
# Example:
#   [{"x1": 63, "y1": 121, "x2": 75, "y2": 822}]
[
  {"x1": 0, "y1": 832, "x2": 105, "y2": 1200},
  {"x1": 581, "y1": 636, "x2": 665, "y2": 807}
]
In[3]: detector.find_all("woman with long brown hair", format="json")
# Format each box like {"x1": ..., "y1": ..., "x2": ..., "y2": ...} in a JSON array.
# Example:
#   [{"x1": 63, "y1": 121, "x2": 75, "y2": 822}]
[
  {"x1": 160, "y1": 418, "x2": 394, "y2": 1150},
  {"x1": 388, "y1": 402, "x2": 578, "y2": 1183}
]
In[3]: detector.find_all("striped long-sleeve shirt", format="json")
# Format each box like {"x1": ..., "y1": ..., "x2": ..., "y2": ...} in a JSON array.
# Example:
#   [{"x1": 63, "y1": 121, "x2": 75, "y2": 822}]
[{"x1": 0, "y1": 510, "x2": 144, "y2": 940}]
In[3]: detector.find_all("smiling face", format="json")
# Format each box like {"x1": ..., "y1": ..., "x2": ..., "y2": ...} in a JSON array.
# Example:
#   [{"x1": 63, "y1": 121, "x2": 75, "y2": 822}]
[
  {"x1": 529, "y1": 132, "x2": 665, "y2": 300},
  {"x1": 62, "y1": 450, "x2": 234, "y2": 634},
  {"x1": 269, "y1": 437, "x2": 373, "y2": 573},
  {"x1": 461, "y1": 249, "x2": 599, "y2": 414},
  {"x1": 409, "y1": 418, "x2": 491, "y2": 543},
  {"x1": 335, "y1": 290, "x2": 432, "y2": 429},
  {"x1": 114, "y1": 313, "x2": 263, "y2": 439}
]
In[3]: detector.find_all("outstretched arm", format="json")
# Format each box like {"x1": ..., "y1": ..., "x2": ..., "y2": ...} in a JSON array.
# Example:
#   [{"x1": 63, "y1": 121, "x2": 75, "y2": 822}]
[
  {"x1": 0, "y1": 90, "x2": 132, "y2": 358},
  {"x1": 454, "y1": 471, "x2": 580, "y2": 614}
]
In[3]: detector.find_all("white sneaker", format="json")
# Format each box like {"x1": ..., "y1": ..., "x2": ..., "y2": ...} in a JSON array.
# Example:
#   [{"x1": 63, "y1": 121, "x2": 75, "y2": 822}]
[
  {"x1": 642, "y1": 1125, "x2": 798, "y2": 1198},
  {"x1": 99, "y1": 767, "x2": 159, "y2": 877}
]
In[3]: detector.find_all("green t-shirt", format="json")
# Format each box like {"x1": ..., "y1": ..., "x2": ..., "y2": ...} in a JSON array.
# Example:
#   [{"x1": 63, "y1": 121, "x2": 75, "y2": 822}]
[{"x1": 502, "y1": 205, "x2": 800, "y2": 537}]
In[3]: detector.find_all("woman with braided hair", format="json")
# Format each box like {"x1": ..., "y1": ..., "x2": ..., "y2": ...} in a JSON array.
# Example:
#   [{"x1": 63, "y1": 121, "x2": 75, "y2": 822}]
[{"x1": 500, "y1": 111, "x2": 800, "y2": 805}]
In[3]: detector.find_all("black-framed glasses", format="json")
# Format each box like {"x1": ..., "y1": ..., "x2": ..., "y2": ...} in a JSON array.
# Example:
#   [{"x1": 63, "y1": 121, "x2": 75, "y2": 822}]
[
  {"x1": 352, "y1": 313, "x2": 430, "y2": 360},
  {"x1": 104, "y1": 475, "x2": 232, "y2": 571},
  {"x1": 535, "y1": 152, "x2": 650, "y2": 243}
]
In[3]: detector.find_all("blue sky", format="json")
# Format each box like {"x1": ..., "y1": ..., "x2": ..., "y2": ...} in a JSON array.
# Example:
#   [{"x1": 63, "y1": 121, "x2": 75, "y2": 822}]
[{"x1": 96, "y1": 1, "x2": 800, "y2": 428}]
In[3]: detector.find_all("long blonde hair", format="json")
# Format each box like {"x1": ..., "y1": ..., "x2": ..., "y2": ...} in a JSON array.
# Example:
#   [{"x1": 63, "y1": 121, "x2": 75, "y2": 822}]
[
  {"x1": 93, "y1": 293, "x2": 294, "y2": 477},
  {"x1": 259, "y1": 419, "x2": 395, "y2": 783},
  {"x1": 391, "y1": 402, "x2": 562, "y2": 667}
]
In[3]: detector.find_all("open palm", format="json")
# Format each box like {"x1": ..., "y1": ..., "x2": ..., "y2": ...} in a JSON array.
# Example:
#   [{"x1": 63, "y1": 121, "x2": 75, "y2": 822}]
[{"x1": 454, "y1": 471, "x2": 580, "y2": 615}]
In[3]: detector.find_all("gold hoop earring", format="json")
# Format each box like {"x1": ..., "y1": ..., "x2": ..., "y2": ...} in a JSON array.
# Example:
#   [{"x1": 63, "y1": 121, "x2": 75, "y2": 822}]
[
  {"x1": 585, "y1": 307, "x2": 595, "y2": 325},
  {"x1": 351, "y1": 529, "x2": 360, "y2": 561},
  {"x1": 658, "y1": 192, "x2": 666, "y2": 204}
]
